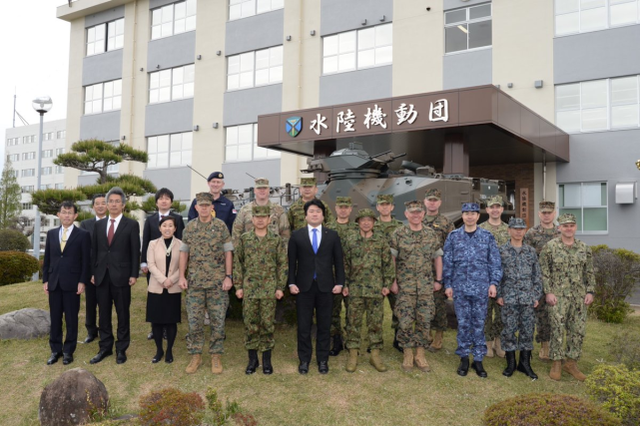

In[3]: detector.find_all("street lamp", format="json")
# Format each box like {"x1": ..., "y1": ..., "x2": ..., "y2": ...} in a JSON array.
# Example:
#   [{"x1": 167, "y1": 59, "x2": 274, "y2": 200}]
[{"x1": 31, "y1": 96, "x2": 53, "y2": 281}]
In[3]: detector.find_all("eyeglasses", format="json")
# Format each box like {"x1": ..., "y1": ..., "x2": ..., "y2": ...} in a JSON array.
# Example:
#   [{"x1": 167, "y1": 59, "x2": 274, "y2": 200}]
[{"x1": 108, "y1": 199, "x2": 123, "y2": 204}]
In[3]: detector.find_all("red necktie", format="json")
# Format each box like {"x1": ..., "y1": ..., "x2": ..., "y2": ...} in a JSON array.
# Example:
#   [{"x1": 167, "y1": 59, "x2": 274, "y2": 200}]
[{"x1": 107, "y1": 219, "x2": 115, "y2": 246}]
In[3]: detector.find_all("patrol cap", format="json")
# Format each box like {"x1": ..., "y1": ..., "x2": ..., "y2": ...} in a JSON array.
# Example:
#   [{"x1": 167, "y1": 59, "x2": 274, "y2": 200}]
[
  {"x1": 376, "y1": 194, "x2": 393, "y2": 204},
  {"x1": 355, "y1": 208, "x2": 377, "y2": 222},
  {"x1": 558, "y1": 213, "x2": 577, "y2": 225},
  {"x1": 539, "y1": 200, "x2": 555, "y2": 213},
  {"x1": 486, "y1": 195, "x2": 503, "y2": 207},
  {"x1": 207, "y1": 171, "x2": 224, "y2": 181},
  {"x1": 254, "y1": 177, "x2": 269, "y2": 188},
  {"x1": 461, "y1": 202, "x2": 480, "y2": 212},
  {"x1": 252, "y1": 205, "x2": 270, "y2": 216},
  {"x1": 404, "y1": 200, "x2": 425, "y2": 213},
  {"x1": 300, "y1": 177, "x2": 316, "y2": 186},
  {"x1": 196, "y1": 192, "x2": 213, "y2": 205},
  {"x1": 335, "y1": 196, "x2": 352, "y2": 207},
  {"x1": 508, "y1": 217, "x2": 527, "y2": 229},
  {"x1": 425, "y1": 188, "x2": 442, "y2": 200}
]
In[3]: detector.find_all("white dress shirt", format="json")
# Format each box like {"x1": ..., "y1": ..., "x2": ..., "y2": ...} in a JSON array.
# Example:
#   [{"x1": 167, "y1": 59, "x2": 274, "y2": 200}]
[
  {"x1": 307, "y1": 224, "x2": 322, "y2": 249},
  {"x1": 59, "y1": 224, "x2": 74, "y2": 243},
  {"x1": 106, "y1": 213, "x2": 123, "y2": 236}
]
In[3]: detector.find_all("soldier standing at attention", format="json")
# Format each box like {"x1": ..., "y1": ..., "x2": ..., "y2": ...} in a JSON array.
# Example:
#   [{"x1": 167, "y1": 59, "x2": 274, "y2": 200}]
[
  {"x1": 524, "y1": 200, "x2": 560, "y2": 361},
  {"x1": 539, "y1": 213, "x2": 595, "y2": 382},
  {"x1": 234, "y1": 205, "x2": 287, "y2": 375},
  {"x1": 422, "y1": 188, "x2": 455, "y2": 352},
  {"x1": 497, "y1": 218, "x2": 542, "y2": 380},
  {"x1": 444, "y1": 203, "x2": 502, "y2": 378},
  {"x1": 479, "y1": 195, "x2": 509, "y2": 358},
  {"x1": 373, "y1": 194, "x2": 404, "y2": 352},
  {"x1": 179, "y1": 193, "x2": 234, "y2": 375},
  {"x1": 389, "y1": 201, "x2": 443, "y2": 373},
  {"x1": 287, "y1": 177, "x2": 334, "y2": 231},
  {"x1": 342, "y1": 208, "x2": 395, "y2": 373}
]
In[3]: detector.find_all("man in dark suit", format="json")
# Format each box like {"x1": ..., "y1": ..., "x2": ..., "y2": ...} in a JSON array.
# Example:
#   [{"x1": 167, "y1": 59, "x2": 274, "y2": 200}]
[
  {"x1": 43, "y1": 201, "x2": 91, "y2": 366},
  {"x1": 90, "y1": 187, "x2": 141, "y2": 365},
  {"x1": 79, "y1": 193, "x2": 107, "y2": 344},
  {"x1": 288, "y1": 199, "x2": 345, "y2": 375}
]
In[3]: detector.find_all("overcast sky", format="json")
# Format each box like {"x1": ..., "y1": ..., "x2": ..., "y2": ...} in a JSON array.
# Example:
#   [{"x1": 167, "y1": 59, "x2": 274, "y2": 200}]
[{"x1": 0, "y1": 1, "x2": 70, "y2": 171}]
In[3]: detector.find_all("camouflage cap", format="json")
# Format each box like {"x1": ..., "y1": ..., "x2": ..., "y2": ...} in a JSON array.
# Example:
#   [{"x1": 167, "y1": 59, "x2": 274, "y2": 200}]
[
  {"x1": 508, "y1": 217, "x2": 527, "y2": 229},
  {"x1": 376, "y1": 194, "x2": 393, "y2": 204},
  {"x1": 207, "y1": 171, "x2": 224, "y2": 181},
  {"x1": 539, "y1": 200, "x2": 555, "y2": 212},
  {"x1": 196, "y1": 192, "x2": 213, "y2": 205},
  {"x1": 299, "y1": 177, "x2": 317, "y2": 186},
  {"x1": 335, "y1": 196, "x2": 352, "y2": 206},
  {"x1": 486, "y1": 195, "x2": 504, "y2": 207},
  {"x1": 558, "y1": 213, "x2": 577, "y2": 225},
  {"x1": 404, "y1": 200, "x2": 425, "y2": 212},
  {"x1": 355, "y1": 208, "x2": 377, "y2": 222},
  {"x1": 254, "y1": 177, "x2": 269, "y2": 188},
  {"x1": 252, "y1": 205, "x2": 270, "y2": 216},
  {"x1": 461, "y1": 202, "x2": 480, "y2": 212},
  {"x1": 425, "y1": 188, "x2": 442, "y2": 200}
]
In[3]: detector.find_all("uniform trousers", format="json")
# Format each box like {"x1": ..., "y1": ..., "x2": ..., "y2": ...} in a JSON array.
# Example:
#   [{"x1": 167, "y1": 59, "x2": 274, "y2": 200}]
[
  {"x1": 49, "y1": 286, "x2": 81, "y2": 355},
  {"x1": 186, "y1": 286, "x2": 229, "y2": 355},
  {"x1": 484, "y1": 297, "x2": 503, "y2": 340},
  {"x1": 387, "y1": 293, "x2": 399, "y2": 329},
  {"x1": 453, "y1": 294, "x2": 488, "y2": 361},
  {"x1": 395, "y1": 292, "x2": 434, "y2": 348},
  {"x1": 430, "y1": 287, "x2": 448, "y2": 331},
  {"x1": 500, "y1": 303, "x2": 535, "y2": 351},
  {"x1": 330, "y1": 293, "x2": 348, "y2": 337},
  {"x1": 242, "y1": 298, "x2": 277, "y2": 352},
  {"x1": 535, "y1": 295, "x2": 551, "y2": 343},
  {"x1": 96, "y1": 271, "x2": 131, "y2": 353},
  {"x1": 345, "y1": 296, "x2": 384, "y2": 350},
  {"x1": 548, "y1": 295, "x2": 587, "y2": 361}
]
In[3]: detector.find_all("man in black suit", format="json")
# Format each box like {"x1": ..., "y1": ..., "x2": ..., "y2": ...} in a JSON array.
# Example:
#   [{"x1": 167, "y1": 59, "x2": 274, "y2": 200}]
[
  {"x1": 90, "y1": 187, "x2": 141, "y2": 365},
  {"x1": 79, "y1": 193, "x2": 107, "y2": 344},
  {"x1": 43, "y1": 201, "x2": 91, "y2": 365},
  {"x1": 288, "y1": 199, "x2": 345, "y2": 374},
  {"x1": 140, "y1": 187, "x2": 185, "y2": 340}
]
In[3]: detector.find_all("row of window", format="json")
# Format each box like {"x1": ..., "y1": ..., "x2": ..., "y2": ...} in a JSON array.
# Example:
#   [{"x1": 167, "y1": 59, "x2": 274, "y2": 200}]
[
  {"x1": 19, "y1": 167, "x2": 64, "y2": 177},
  {"x1": 5, "y1": 149, "x2": 65, "y2": 163},
  {"x1": 5, "y1": 131, "x2": 65, "y2": 147},
  {"x1": 556, "y1": 0, "x2": 640, "y2": 36},
  {"x1": 21, "y1": 184, "x2": 64, "y2": 193}
]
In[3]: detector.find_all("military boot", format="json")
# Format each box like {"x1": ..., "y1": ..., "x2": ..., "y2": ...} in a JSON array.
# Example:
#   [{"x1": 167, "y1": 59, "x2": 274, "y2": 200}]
[
  {"x1": 414, "y1": 347, "x2": 431, "y2": 372},
  {"x1": 539, "y1": 341, "x2": 550, "y2": 361},
  {"x1": 185, "y1": 354, "x2": 202, "y2": 374},
  {"x1": 457, "y1": 356, "x2": 469, "y2": 376},
  {"x1": 262, "y1": 350, "x2": 273, "y2": 375},
  {"x1": 245, "y1": 350, "x2": 259, "y2": 375},
  {"x1": 485, "y1": 341, "x2": 495, "y2": 357},
  {"x1": 346, "y1": 349, "x2": 358, "y2": 373},
  {"x1": 211, "y1": 354, "x2": 223, "y2": 374},
  {"x1": 562, "y1": 358, "x2": 587, "y2": 381},
  {"x1": 427, "y1": 330, "x2": 434, "y2": 345},
  {"x1": 471, "y1": 360, "x2": 488, "y2": 378},
  {"x1": 549, "y1": 360, "x2": 562, "y2": 381},
  {"x1": 494, "y1": 338, "x2": 506, "y2": 358},
  {"x1": 402, "y1": 348, "x2": 414, "y2": 372},
  {"x1": 428, "y1": 331, "x2": 444, "y2": 353},
  {"x1": 393, "y1": 329, "x2": 403, "y2": 353},
  {"x1": 369, "y1": 349, "x2": 387, "y2": 372},
  {"x1": 329, "y1": 335, "x2": 343, "y2": 356},
  {"x1": 517, "y1": 350, "x2": 538, "y2": 380},
  {"x1": 502, "y1": 351, "x2": 517, "y2": 377}
]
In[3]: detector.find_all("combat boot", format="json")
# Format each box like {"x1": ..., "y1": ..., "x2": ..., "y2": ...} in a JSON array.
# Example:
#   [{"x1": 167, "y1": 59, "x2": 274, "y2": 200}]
[
  {"x1": 185, "y1": 354, "x2": 202, "y2": 374},
  {"x1": 502, "y1": 351, "x2": 517, "y2": 377},
  {"x1": 471, "y1": 360, "x2": 488, "y2": 378},
  {"x1": 414, "y1": 347, "x2": 431, "y2": 372},
  {"x1": 485, "y1": 341, "x2": 495, "y2": 357},
  {"x1": 549, "y1": 360, "x2": 562, "y2": 381},
  {"x1": 428, "y1": 331, "x2": 444, "y2": 353},
  {"x1": 369, "y1": 349, "x2": 387, "y2": 372},
  {"x1": 346, "y1": 349, "x2": 358, "y2": 373},
  {"x1": 457, "y1": 356, "x2": 469, "y2": 376},
  {"x1": 494, "y1": 338, "x2": 506, "y2": 358},
  {"x1": 539, "y1": 341, "x2": 550, "y2": 361},
  {"x1": 402, "y1": 348, "x2": 414, "y2": 372},
  {"x1": 393, "y1": 329, "x2": 403, "y2": 353},
  {"x1": 427, "y1": 330, "x2": 434, "y2": 344},
  {"x1": 517, "y1": 350, "x2": 538, "y2": 380},
  {"x1": 262, "y1": 350, "x2": 273, "y2": 375},
  {"x1": 329, "y1": 335, "x2": 343, "y2": 356},
  {"x1": 211, "y1": 354, "x2": 223, "y2": 374},
  {"x1": 562, "y1": 358, "x2": 587, "y2": 381},
  {"x1": 245, "y1": 350, "x2": 259, "y2": 375}
]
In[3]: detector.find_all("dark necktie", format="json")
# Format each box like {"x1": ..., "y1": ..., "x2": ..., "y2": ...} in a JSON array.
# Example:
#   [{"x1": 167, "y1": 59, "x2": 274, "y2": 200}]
[{"x1": 107, "y1": 219, "x2": 115, "y2": 246}]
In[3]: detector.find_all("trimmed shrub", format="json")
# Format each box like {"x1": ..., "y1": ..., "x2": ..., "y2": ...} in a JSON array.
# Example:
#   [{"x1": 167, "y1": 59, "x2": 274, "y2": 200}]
[
  {"x1": 139, "y1": 387, "x2": 205, "y2": 426},
  {"x1": 586, "y1": 364, "x2": 640, "y2": 426},
  {"x1": 0, "y1": 229, "x2": 31, "y2": 252},
  {"x1": 0, "y1": 251, "x2": 40, "y2": 285},
  {"x1": 610, "y1": 330, "x2": 640, "y2": 370},
  {"x1": 483, "y1": 393, "x2": 621, "y2": 426}
]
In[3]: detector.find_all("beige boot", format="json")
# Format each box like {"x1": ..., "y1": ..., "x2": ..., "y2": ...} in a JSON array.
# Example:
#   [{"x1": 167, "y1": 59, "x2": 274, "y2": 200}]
[
  {"x1": 563, "y1": 358, "x2": 587, "y2": 382},
  {"x1": 539, "y1": 342, "x2": 550, "y2": 361},
  {"x1": 485, "y1": 341, "x2": 495, "y2": 358},
  {"x1": 549, "y1": 359, "x2": 562, "y2": 381},
  {"x1": 346, "y1": 349, "x2": 358, "y2": 373},
  {"x1": 414, "y1": 347, "x2": 431, "y2": 372},
  {"x1": 402, "y1": 348, "x2": 414, "y2": 372},
  {"x1": 369, "y1": 349, "x2": 387, "y2": 372},
  {"x1": 185, "y1": 354, "x2": 202, "y2": 374},
  {"x1": 211, "y1": 354, "x2": 223, "y2": 374},
  {"x1": 428, "y1": 331, "x2": 444, "y2": 352},
  {"x1": 494, "y1": 337, "x2": 506, "y2": 358},
  {"x1": 427, "y1": 330, "x2": 434, "y2": 344}
]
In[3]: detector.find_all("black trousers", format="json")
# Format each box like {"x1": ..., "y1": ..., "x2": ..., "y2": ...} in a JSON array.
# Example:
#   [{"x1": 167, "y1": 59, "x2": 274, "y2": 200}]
[
  {"x1": 296, "y1": 280, "x2": 334, "y2": 364},
  {"x1": 48, "y1": 286, "x2": 80, "y2": 354},
  {"x1": 85, "y1": 280, "x2": 98, "y2": 337},
  {"x1": 96, "y1": 270, "x2": 131, "y2": 353}
]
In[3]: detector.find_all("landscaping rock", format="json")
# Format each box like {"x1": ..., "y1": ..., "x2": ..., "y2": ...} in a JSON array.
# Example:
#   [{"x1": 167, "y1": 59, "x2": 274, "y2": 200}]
[{"x1": 0, "y1": 308, "x2": 50, "y2": 339}]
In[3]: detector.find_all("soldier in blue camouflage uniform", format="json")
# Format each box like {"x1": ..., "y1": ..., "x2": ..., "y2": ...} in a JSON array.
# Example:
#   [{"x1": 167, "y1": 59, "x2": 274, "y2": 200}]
[
  {"x1": 342, "y1": 208, "x2": 395, "y2": 373},
  {"x1": 179, "y1": 193, "x2": 234, "y2": 375},
  {"x1": 444, "y1": 202, "x2": 502, "y2": 378},
  {"x1": 287, "y1": 177, "x2": 334, "y2": 231},
  {"x1": 234, "y1": 205, "x2": 287, "y2": 375},
  {"x1": 389, "y1": 201, "x2": 443, "y2": 373},
  {"x1": 497, "y1": 218, "x2": 542, "y2": 380},
  {"x1": 540, "y1": 213, "x2": 595, "y2": 382}
]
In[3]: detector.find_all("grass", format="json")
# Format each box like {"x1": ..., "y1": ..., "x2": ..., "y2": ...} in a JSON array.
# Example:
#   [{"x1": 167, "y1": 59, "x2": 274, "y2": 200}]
[{"x1": 1, "y1": 279, "x2": 638, "y2": 426}]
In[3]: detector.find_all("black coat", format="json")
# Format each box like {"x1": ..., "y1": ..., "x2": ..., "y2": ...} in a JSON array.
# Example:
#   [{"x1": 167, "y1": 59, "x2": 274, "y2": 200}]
[
  {"x1": 91, "y1": 216, "x2": 141, "y2": 286},
  {"x1": 141, "y1": 212, "x2": 185, "y2": 264},
  {"x1": 43, "y1": 226, "x2": 91, "y2": 292}
]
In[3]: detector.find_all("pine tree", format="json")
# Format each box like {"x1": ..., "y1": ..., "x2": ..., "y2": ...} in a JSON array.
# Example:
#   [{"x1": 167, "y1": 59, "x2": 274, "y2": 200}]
[{"x1": 0, "y1": 159, "x2": 22, "y2": 229}]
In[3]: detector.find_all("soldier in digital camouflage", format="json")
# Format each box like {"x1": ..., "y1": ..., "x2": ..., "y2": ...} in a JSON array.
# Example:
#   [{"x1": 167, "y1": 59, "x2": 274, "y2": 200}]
[
  {"x1": 444, "y1": 202, "x2": 502, "y2": 378},
  {"x1": 342, "y1": 208, "x2": 395, "y2": 373},
  {"x1": 524, "y1": 200, "x2": 560, "y2": 361},
  {"x1": 179, "y1": 192, "x2": 233, "y2": 375},
  {"x1": 539, "y1": 213, "x2": 595, "y2": 382},
  {"x1": 234, "y1": 205, "x2": 287, "y2": 375},
  {"x1": 497, "y1": 217, "x2": 542, "y2": 380},
  {"x1": 389, "y1": 201, "x2": 443, "y2": 373},
  {"x1": 287, "y1": 177, "x2": 333, "y2": 231}
]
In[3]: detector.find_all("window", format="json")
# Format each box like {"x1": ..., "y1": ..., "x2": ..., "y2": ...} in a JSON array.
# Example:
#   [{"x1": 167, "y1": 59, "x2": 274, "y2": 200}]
[
  {"x1": 444, "y1": 4, "x2": 492, "y2": 54},
  {"x1": 322, "y1": 24, "x2": 393, "y2": 75},
  {"x1": 7, "y1": 154, "x2": 19, "y2": 162},
  {"x1": 55, "y1": 183, "x2": 65, "y2": 190},
  {"x1": 21, "y1": 185, "x2": 34, "y2": 193},
  {"x1": 149, "y1": 64, "x2": 195, "y2": 103},
  {"x1": 10, "y1": 170, "x2": 18, "y2": 178},
  {"x1": 56, "y1": 148, "x2": 65, "y2": 156},
  {"x1": 22, "y1": 152, "x2": 36, "y2": 160},
  {"x1": 556, "y1": 75, "x2": 640, "y2": 133},
  {"x1": 57, "y1": 130, "x2": 66, "y2": 139},
  {"x1": 84, "y1": 79, "x2": 122, "y2": 114},
  {"x1": 23, "y1": 135, "x2": 35, "y2": 144},
  {"x1": 151, "y1": 0, "x2": 197, "y2": 40},
  {"x1": 43, "y1": 150, "x2": 53, "y2": 158},
  {"x1": 41, "y1": 167, "x2": 52, "y2": 175},
  {"x1": 87, "y1": 18, "x2": 125, "y2": 56},
  {"x1": 147, "y1": 132, "x2": 193, "y2": 169},
  {"x1": 558, "y1": 182, "x2": 608, "y2": 233},
  {"x1": 225, "y1": 123, "x2": 280, "y2": 162},
  {"x1": 21, "y1": 169, "x2": 35, "y2": 177},
  {"x1": 43, "y1": 132, "x2": 54, "y2": 141},
  {"x1": 55, "y1": 166, "x2": 64, "y2": 174},
  {"x1": 229, "y1": 0, "x2": 284, "y2": 21},
  {"x1": 22, "y1": 203, "x2": 33, "y2": 210},
  {"x1": 6, "y1": 137, "x2": 19, "y2": 146},
  {"x1": 227, "y1": 46, "x2": 283, "y2": 90},
  {"x1": 555, "y1": 0, "x2": 640, "y2": 35}
]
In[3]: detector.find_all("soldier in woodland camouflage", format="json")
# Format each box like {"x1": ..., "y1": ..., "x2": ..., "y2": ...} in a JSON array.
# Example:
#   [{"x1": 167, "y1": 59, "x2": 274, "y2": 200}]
[
  {"x1": 287, "y1": 177, "x2": 333, "y2": 231},
  {"x1": 234, "y1": 205, "x2": 287, "y2": 375},
  {"x1": 342, "y1": 209, "x2": 395, "y2": 373},
  {"x1": 540, "y1": 213, "x2": 595, "y2": 382},
  {"x1": 179, "y1": 192, "x2": 234, "y2": 375}
]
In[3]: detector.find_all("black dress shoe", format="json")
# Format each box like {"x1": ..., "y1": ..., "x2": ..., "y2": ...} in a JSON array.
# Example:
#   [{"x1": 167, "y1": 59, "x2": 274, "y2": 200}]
[
  {"x1": 298, "y1": 361, "x2": 309, "y2": 375},
  {"x1": 152, "y1": 350, "x2": 164, "y2": 364},
  {"x1": 318, "y1": 361, "x2": 329, "y2": 374},
  {"x1": 90, "y1": 350, "x2": 113, "y2": 364},
  {"x1": 83, "y1": 335, "x2": 97, "y2": 344},
  {"x1": 457, "y1": 356, "x2": 469, "y2": 376},
  {"x1": 329, "y1": 335, "x2": 343, "y2": 356},
  {"x1": 47, "y1": 352, "x2": 62, "y2": 365},
  {"x1": 62, "y1": 353, "x2": 74, "y2": 365},
  {"x1": 471, "y1": 360, "x2": 488, "y2": 378},
  {"x1": 116, "y1": 351, "x2": 127, "y2": 364},
  {"x1": 165, "y1": 350, "x2": 174, "y2": 364}
]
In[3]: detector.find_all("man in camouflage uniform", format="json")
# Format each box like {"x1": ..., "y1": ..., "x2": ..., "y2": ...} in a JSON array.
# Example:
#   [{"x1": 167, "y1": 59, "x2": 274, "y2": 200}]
[
  {"x1": 342, "y1": 208, "x2": 395, "y2": 373},
  {"x1": 444, "y1": 202, "x2": 502, "y2": 378},
  {"x1": 234, "y1": 205, "x2": 287, "y2": 375},
  {"x1": 540, "y1": 213, "x2": 595, "y2": 382},
  {"x1": 478, "y1": 195, "x2": 509, "y2": 358},
  {"x1": 373, "y1": 194, "x2": 404, "y2": 352},
  {"x1": 524, "y1": 200, "x2": 560, "y2": 361},
  {"x1": 497, "y1": 218, "x2": 543, "y2": 380},
  {"x1": 287, "y1": 177, "x2": 333, "y2": 231},
  {"x1": 389, "y1": 201, "x2": 443, "y2": 373},
  {"x1": 179, "y1": 193, "x2": 234, "y2": 375},
  {"x1": 423, "y1": 188, "x2": 455, "y2": 352}
]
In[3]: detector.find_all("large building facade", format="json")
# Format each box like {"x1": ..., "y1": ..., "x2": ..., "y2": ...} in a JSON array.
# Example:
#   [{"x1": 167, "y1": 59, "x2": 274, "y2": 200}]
[{"x1": 56, "y1": 0, "x2": 640, "y2": 251}]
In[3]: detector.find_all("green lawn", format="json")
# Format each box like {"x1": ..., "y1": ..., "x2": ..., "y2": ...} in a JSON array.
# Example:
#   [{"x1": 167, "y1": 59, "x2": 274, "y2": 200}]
[{"x1": 0, "y1": 280, "x2": 636, "y2": 426}]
